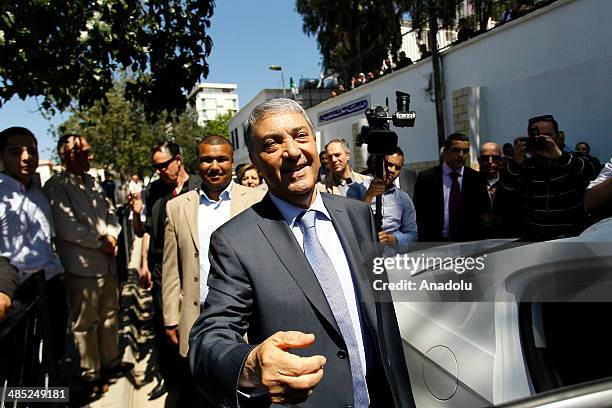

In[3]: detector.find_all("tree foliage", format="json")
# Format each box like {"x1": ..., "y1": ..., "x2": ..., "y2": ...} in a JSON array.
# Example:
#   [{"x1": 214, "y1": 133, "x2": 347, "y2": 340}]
[
  {"x1": 296, "y1": 0, "x2": 514, "y2": 85},
  {"x1": 400, "y1": 0, "x2": 509, "y2": 34},
  {"x1": 296, "y1": 0, "x2": 403, "y2": 86},
  {"x1": 201, "y1": 111, "x2": 232, "y2": 140},
  {"x1": 0, "y1": 0, "x2": 214, "y2": 119},
  {"x1": 58, "y1": 80, "x2": 232, "y2": 177}
]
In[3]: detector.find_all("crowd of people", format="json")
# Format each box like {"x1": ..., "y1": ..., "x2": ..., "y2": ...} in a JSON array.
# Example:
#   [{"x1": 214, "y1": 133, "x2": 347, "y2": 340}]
[
  {"x1": 330, "y1": 46, "x2": 434, "y2": 98},
  {"x1": 0, "y1": 100, "x2": 610, "y2": 406}
]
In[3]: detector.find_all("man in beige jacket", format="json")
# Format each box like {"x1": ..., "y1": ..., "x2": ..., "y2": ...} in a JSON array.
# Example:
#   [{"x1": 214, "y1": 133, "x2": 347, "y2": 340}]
[
  {"x1": 317, "y1": 138, "x2": 370, "y2": 196},
  {"x1": 44, "y1": 134, "x2": 124, "y2": 394},
  {"x1": 162, "y1": 136, "x2": 264, "y2": 358}
]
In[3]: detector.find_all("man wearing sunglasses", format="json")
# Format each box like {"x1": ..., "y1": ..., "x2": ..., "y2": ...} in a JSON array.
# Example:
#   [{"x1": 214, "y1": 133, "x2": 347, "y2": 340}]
[
  {"x1": 129, "y1": 140, "x2": 200, "y2": 402},
  {"x1": 478, "y1": 142, "x2": 502, "y2": 210},
  {"x1": 478, "y1": 142, "x2": 505, "y2": 237}
]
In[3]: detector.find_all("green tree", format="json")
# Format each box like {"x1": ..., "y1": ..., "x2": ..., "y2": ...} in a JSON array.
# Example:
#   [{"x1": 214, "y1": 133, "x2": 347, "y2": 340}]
[
  {"x1": 202, "y1": 111, "x2": 232, "y2": 140},
  {"x1": 58, "y1": 81, "x2": 205, "y2": 177},
  {"x1": 296, "y1": 0, "x2": 516, "y2": 85},
  {"x1": 0, "y1": 0, "x2": 214, "y2": 118},
  {"x1": 296, "y1": 0, "x2": 403, "y2": 86}
]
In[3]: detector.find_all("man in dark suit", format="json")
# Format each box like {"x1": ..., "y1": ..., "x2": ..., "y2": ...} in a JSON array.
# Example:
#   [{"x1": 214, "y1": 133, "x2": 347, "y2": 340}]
[
  {"x1": 0, "y1": 257, "x2": 17, "y2": 321},
  {"x1": 413, "y1": 133, "x2": 490, "y2": 242},
  {"x1": 398, "y1": 167, "x2": 418, "y2": 199},
  {"x1": 188, "y1": 98, "x2": 415, "y2": 408}
]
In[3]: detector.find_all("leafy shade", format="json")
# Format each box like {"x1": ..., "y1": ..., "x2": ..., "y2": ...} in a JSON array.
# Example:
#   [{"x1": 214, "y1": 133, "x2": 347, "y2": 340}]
[
  {"x1": 0, "y1": 0, "x2": 214, "y2": 118},
  {"x1": 58, "y1": 81, "x2": 233, "y2": 177},
  {"x1": 296, "y1": 0, "x2": 513, "y2": 86},
  {"x1": 296, "y1": 0, "x2": 403, "y2": 86}
]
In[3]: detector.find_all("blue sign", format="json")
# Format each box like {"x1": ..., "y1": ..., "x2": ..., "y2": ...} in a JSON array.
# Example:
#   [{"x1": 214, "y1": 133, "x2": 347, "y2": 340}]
[{"x1": 318, "y1": 97, "x2": 369, "y2": 125}]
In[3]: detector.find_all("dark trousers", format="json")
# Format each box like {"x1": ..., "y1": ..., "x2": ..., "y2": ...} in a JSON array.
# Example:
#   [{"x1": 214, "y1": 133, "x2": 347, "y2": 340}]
[
  {"x1": 150, "y1": 266, "x2": 181, "y2": 386},
  {"x1": 46, "y1": 274, "x2": 68, "y2": 364},
  {"x1": 151, "y1": 264, "x2": 211, "y2": 407}
]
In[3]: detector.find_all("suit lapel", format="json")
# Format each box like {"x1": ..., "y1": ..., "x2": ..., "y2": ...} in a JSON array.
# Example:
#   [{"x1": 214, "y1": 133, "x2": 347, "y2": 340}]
[
  {"x1": 183, "y1": 191, "x2": 200, "y2": 252},
  {"x1": 321, "y1": 194, "x2": 378, "y2": 339},
  {"x1": 255, "y1": 195, "x2": 342, "y2": 338},
  {"x1": 229, "y1": 184, "x2": 247, "y2": 218}
]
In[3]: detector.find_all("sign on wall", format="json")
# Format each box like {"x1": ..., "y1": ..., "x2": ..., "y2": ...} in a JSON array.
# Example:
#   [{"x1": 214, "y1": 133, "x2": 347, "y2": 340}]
[{"x1": 318, "y1": 96, "x2": 370, "y2": 125}]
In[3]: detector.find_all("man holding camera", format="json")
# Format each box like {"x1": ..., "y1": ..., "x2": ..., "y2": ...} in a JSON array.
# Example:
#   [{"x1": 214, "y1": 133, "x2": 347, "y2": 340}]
[
  {"x1": 347, "y1": 147, "x2": 418, "y2": 249},
  {"x1": 497, "y1": 115, "x2": 594, "y2": 238}
]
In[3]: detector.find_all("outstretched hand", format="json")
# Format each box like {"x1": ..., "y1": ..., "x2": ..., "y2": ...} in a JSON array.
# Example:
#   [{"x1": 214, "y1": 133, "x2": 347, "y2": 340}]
[{"x1": 240, "y1": 331, "x2": 326, "y2": 404}]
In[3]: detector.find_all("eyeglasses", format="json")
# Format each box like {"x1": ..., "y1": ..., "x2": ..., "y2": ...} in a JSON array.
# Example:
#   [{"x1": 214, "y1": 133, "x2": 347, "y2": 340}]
[
  {"x1": 478, "y1": 154, "x2": 501, "y2": 162},
  {"x1": 152, "y1": 155, "x2": 177, "y2": 172}
]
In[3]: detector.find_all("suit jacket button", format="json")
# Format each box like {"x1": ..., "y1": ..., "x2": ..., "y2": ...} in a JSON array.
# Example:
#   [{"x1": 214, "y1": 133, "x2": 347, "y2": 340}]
[
  {"x1": 193, "y1": 300, "x2": 198, "y2": 306},
  {"x1": 194, "y1": 276, "x2": 198, "y2": 282},
  {"x1": 194, "y1": 251, "x2": 199, "y2": 258},
  {"x1": 337, "y1": 350, "x2": 348, "y2": 359}
]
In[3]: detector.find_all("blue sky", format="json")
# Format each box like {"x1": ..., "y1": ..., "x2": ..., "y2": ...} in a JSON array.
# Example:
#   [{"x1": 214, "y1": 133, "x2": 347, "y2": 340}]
[{"x1": 0, "y1": 0, "x2": 322, "y2": 160}]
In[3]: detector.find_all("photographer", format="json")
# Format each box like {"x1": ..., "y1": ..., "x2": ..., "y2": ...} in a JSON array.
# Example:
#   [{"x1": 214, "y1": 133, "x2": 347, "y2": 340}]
[
  {"x1": 497, "y1": 115, "x2": 595, "y2": 238},
  {"x1": 347, "y1": 147, "x2": 417, "y2": 249}
]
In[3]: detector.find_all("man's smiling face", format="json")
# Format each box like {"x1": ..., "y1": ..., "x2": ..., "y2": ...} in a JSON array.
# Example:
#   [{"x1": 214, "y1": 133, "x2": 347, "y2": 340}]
[{"x1": 249, "y1": 111, "x2": 320, "y2": 208}]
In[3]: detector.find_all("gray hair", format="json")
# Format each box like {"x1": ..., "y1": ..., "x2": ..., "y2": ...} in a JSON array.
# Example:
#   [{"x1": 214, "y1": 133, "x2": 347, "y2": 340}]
[
  {"x1": 325, "y1": 138, "x2": 350, "y2": 154},
  {"x1": 245, "y1": 98, "x2": 315, "y2": 153}
]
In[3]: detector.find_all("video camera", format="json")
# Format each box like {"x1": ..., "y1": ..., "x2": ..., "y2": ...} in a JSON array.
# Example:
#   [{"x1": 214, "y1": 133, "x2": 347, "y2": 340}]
[
  {"x1": 355, "y1": 91, "x2": 416, "y2": 231},
  {"x1": 356, "y1": 91, "x2": 416, "y2": 155}
]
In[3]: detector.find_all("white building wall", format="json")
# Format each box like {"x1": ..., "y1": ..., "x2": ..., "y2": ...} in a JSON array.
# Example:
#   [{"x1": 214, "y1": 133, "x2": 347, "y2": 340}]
[
  {"x1": 307, "y1": 0, "x2": 611, "y2": 170},
  {"x1": 308, "y1": 58, "x2": 441, "y2": 169},
  {"x1": 441, "y1": 0, "x2": 612, "y2": 161}
]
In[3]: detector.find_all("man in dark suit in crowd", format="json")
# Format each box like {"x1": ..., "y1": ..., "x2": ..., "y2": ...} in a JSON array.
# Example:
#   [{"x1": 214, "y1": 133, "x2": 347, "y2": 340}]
[
  {"x1": 398, "y1": 166, "x2": 418, "y2": 199},
  {"x1": 413, "y1": 133, "x2": 489, "y2": 241},
  {"x1": 188, "y1": 98, "x2": 415, "y2": 408}
]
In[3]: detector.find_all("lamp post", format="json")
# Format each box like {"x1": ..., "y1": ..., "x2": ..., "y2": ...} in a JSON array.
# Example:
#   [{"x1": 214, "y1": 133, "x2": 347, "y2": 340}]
[{"x1": 269, "y1": 65, "x2": 286, "y2": 98}]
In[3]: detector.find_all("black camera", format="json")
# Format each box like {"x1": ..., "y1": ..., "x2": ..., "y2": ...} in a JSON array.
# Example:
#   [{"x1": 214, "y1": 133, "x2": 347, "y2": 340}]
[
  {"x1": 356, "y1": 91, "x2": 416, "y2": 155},
  {"x1": 526, "y1": 125, "x2": 547, "y2": 152}
]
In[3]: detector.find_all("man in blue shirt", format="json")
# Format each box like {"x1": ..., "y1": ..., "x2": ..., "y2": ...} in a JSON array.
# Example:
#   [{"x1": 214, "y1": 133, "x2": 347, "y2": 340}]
[
  {"x1": 347, "y1": 147, "x2": 417, "y2": 249},
  {"x1": 0, "y1": 126, "x2": 67, "y2": 379}
]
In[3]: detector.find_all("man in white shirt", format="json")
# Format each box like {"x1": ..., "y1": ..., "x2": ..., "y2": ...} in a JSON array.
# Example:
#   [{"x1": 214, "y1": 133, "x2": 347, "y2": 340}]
[
  {"x1": 0, "y1": 126, "x2": 67, "y2": 370},
  {"x1": 585, "y1": 157, "x2": 612, "y2": 217}
]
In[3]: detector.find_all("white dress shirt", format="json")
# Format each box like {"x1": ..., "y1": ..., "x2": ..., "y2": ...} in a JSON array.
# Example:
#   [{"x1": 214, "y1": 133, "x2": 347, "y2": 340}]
[
  {"x1": 269, "y1": 190, "x2": 368, "y2": 376},
  {"x1": 198, "y1": 182, "x2": 233, "y2": 304},
  {"x1": 441, "y1": 162, "x2": 465, "y2": 238},
  {"x1": 0, "y1": 173, "x2": 63, "y2": 281},
  {"x1": 588, "y1": 157, "x2": 611, "y2": 189}
]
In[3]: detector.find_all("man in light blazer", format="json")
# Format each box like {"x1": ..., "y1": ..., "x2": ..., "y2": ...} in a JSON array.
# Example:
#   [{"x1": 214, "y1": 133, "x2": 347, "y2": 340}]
[
  {"x1": 162, "y1": 136, "x2": 264, "y2": 358},
  {"x1": 188, "y1": 99, "x2": 415, "y2": 408}
]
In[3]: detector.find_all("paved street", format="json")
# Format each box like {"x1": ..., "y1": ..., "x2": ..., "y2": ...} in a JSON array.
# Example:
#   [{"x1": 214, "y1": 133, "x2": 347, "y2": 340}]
[{"x1": 84, "y1": 270, "x2": 166, "y2": 408}]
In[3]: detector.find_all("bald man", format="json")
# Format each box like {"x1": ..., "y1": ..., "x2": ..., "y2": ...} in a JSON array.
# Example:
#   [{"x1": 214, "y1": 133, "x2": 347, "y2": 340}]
[{"x1": 478, "y1": 142, "x2": 502, "y2": 210}]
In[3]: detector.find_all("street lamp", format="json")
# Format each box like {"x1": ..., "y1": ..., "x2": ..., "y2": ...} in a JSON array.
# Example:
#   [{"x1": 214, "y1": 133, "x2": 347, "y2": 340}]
[{"x1": 269, "y1": 65, "x2": 286, "y2": 98}]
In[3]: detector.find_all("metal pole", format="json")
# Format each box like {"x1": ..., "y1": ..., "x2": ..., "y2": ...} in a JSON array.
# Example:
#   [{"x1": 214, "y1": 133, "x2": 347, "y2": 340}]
[
  {"x1": 281, "y1": 69, "x2": 286, "y2": 99},
  {"x1": 428, "y1": 0, "x2": 446, "y2": 150}
]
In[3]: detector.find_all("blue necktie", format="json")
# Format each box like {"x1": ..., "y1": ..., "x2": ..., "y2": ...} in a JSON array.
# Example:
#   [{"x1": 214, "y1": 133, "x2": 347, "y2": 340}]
[{"x1": 297, "y1": 210, "x2": 369, "y2": 408}]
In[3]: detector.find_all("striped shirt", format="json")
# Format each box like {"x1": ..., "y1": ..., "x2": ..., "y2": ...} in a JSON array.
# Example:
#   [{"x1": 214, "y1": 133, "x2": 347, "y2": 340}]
[{"x1": 498, "y1": 152, "x2": 594, "y2": 237}]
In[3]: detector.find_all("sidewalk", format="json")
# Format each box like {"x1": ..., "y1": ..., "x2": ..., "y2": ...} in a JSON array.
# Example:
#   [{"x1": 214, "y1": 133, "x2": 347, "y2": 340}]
[{"x1": 80, "y1": 236, "x2": 166, "y2": 408}]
